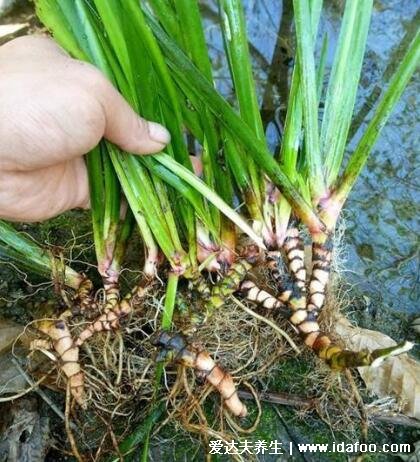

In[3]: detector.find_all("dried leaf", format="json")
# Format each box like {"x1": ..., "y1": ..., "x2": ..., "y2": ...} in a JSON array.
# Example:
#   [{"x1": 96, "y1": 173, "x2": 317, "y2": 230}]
[
  {"x1": 0, "y1": 351, "x2": 27, "y2": 395},
  {"x1": 411, "y1": 317, "x2": 420, "y2": 335},
  {"x1": 0, "y1": 23, "x2": 28, "y2": 39},
  {"x1": 335, "y1": 316, "x2": 420, "y2": 419},
  {"x1": 0, "y1": 319, "x2": 23, "y2": 354},
  {"x1": 0, "y1": 396, "x2": 50, "y2": 461}
]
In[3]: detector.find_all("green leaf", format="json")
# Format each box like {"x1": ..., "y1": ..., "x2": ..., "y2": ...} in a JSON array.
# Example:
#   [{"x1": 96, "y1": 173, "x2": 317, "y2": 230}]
[
  {"x1": 109, "y1": 402, "x2": 165, "y2": 461},
  {"x1": 293, "y1": 0, "x2": 324, "y2": 200},
  {"x1": 0, "y1": 220, "x2": 82, "y2": 289},
  {"x1": 335, "y1": 29, "x2": 420, "y2": 205},
  {"x1": 148, "y1": 0, "x2": 182, "y2": 44},
  {"x1": 316, "y1": 32, "x2": 328, "y2": 103},
  {"x1": 161, "y1": 272, "x2": 179, "y2": 329},
  {"x1": 219, "y1": 0, "x2": 265, "y2": 140},
  {"x1": 107, "y1": 145, "x2": 188, "y2": 268},
  {"x1": 141, "y1": 157, "x2": 217, "y2": 237},
  {"x1": 321, "y1": 1, "x2": 373, "y2": 187},
  {"x1": 218, "y1": 0, "x2": 265, "y2": 208},
  {"x1": 279, "y1": 0, "x2": 322, "y2": 179},
  {"x1": 174, "y1": 0, "x2": 213, "y2": 81},
  {"x1": 153, "y1": 154, "x2": 266, "y2": 248}
]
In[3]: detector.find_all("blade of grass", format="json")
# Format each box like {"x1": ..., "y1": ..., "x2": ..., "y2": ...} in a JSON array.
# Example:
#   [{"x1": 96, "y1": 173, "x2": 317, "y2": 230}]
[
  {"x1": 334, "y1": 30, "x2": 420, "y2": 206},
  {"x1": 275, "y1": 0, "x2": 323, "y2": 243},
  {"x1": 219, "y1": 0, "x2": 265, "y2": 139},
  {"x1": 148, "y1": 0, "x2": 182, "y2": 45},
  {"x1": 219, "y1": 0, "x2": 264, "y2": 205},
  {"x1": 173, "y1": 0, "x2": 213, "y2": 81},
  {"x1": 85, "y1": 145, "x2": 106, "y2": 265},
  {"x1": 108, "y1": 147, "x2": 189, "y2": 269},
  {"x1": 86, "y1": 142, "x2": 123, "y2": 279},
  {"x1": 141, "y1": 158, "x2": 217, "y2": 235},
  {"x1": 292, "y1": 0, "x2": 324, "y2": 200},
  {"x1": 122, "y1": 0, "x2": 192, "y2": 169},
  {"x1": 0, "y1": 220, "x2": 82, "y2": 289},
  {"x1": 169, "y1": 0, "x2": 237, "y2": 242},
  {"x1": 224, "y1": 135, "x2": 263, "y2": 223},
  {"x1": 94, "y1": 0, "x2": 210, "y2": 268},
  {"x1": 102, "y1": 145, "x2": 121, "y2": 249},
  {"x1": 161, "y1": 272, "x2": 179, "y2": 329},
  {"x1": 153, "y1": 153, "x2": 266, "y2": 249},
  {"x1": 279, "y1": 0, "x2": 322, "y2": 176},
  {"x1": 108, "y1": 402, "x2": 165, "y2": 461},
  {"x1": 117, "y1": 7, "x2": 201, "y2": 266},
  {"x1": 109, "y1": 208, "x2": 135, "y2": 274},
  {"x1": 316, "y1": 32, "x2": 328, "y2": 103},
  {"x1": 322, "y1": 0, "x2": 373, "y2": 187}
]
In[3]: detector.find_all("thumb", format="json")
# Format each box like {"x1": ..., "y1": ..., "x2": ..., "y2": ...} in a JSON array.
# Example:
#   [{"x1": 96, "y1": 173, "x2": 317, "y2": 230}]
[{"x1": 97, "y1": 76, "x2": 170, "y2": 154}]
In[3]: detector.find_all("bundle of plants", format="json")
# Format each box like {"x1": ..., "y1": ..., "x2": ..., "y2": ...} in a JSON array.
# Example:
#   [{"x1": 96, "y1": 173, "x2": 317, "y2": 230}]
[{"x1": 0, "y1": 0, "x2": 418, "y2": 459}]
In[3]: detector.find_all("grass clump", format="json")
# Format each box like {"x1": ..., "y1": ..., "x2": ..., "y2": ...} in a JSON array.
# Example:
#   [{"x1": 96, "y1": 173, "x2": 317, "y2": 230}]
[{"x1": 0, "y1": 0, "x2": 418, "y2": 459}]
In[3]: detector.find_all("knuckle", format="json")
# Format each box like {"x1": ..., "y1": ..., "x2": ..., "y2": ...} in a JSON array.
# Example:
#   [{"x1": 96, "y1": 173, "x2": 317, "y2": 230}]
[
  {"x1": 75, "y1": 61, "x2": 111, "y2": 92},
  {"x1": 0, "y1": 35, "x2": 66, "y2": 58},
  {"x1": 134, "y1": 116, "x2": 149, "y2": 137}
]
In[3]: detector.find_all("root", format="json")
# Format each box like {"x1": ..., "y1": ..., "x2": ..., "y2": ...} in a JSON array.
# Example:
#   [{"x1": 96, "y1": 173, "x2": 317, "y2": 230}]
[
  {"x1": 36, "y1": 318, "x2": 86, "y2": 408},
  {"x1": 18, "y1": 266, "x2": 312, "y2": 457},
  {"x1": 277, "y1": 280, "x2": 413, "y2": 369},
  {"x1": 281, "y1": 283, "x2": 413, "y2": 369},
  {"x1": 231, "y1": 296, "x2": 300, "y2": 354},
  {"x1": 269, "y1": 239, "x2": 413, "y2": 370},
  {"x1": 21, "y1": 234, "x2": 408, "y2": 458},
  {"x1": 316, "y1": 340, "x2": 413, "y2": 370},
  {"x1": 153, "y1": 331, "x2": 248, "y2": 418},
  {"x1": 268, "y1": 254, "x2": 300, "y2": 303},
  {"x1": 65, "y1": 381, "x2": 83, "y2": 462},
  {"x1": 76, "y1": 280, "x2": 151, "y2": 347},
  {"x1": 224, "y1": 381, "x2": 261, "y2": 434}
]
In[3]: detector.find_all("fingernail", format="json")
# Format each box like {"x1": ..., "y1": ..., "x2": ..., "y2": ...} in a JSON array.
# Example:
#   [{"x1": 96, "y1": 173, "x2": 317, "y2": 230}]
[{"x1": 148, "y1": 121, "x2": 171, "y2": 145}]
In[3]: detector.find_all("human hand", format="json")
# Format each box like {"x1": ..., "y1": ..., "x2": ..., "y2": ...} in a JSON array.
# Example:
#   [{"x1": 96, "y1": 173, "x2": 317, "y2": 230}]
[{"x1": 0, "y1": 36, "x2": 171, "y2": 222}]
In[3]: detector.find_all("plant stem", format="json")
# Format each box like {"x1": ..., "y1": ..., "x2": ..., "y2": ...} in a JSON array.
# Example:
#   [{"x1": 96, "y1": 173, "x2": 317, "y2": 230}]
[
  {"x1": 0, "y1": 220, "x2": 82, "y2": 289},
  {"x1": 161, "y1": 272, "x2": 179, "y2": 330},
  {"x1": 153, "y1": 154, "x2": 267, "y2": 249}
]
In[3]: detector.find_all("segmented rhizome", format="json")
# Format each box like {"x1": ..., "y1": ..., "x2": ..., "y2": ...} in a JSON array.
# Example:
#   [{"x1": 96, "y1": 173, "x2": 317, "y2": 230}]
[{"x1": 152, "y1": 330, "x2": 247, "y2": 417}]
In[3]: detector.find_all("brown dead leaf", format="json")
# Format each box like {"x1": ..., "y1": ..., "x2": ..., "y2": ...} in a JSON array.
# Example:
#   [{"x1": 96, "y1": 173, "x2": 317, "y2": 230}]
[
  {"x1": 0, "y1": 320, "x2": 27, "y2": 396},
  {"x1": 0, "y1": 23, "x2": 28, "y2": 39},
  {"x1": 0, "y1": 319, "x2": 24, "y2": 355},
  {"x1": 335, "y1": 316, "x2": 420, "y2": 420}
]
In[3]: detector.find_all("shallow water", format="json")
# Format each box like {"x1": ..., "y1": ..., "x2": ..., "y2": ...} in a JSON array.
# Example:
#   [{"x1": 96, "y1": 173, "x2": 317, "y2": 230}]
[{"x1": 204, "y1": 0, "x2": 419, "y2": 314}]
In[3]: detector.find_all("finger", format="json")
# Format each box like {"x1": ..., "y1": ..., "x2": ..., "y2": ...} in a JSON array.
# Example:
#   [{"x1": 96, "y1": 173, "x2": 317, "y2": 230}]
[
  {"x1": 90, "y1": 71, "x2": 171, "y2": 154},
  {"x1": 0, "y1": 158, "x2": 89, "y2": 222},
  {"x1": 0, "y1": 35, "x2": 67, "y2": 63}
]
